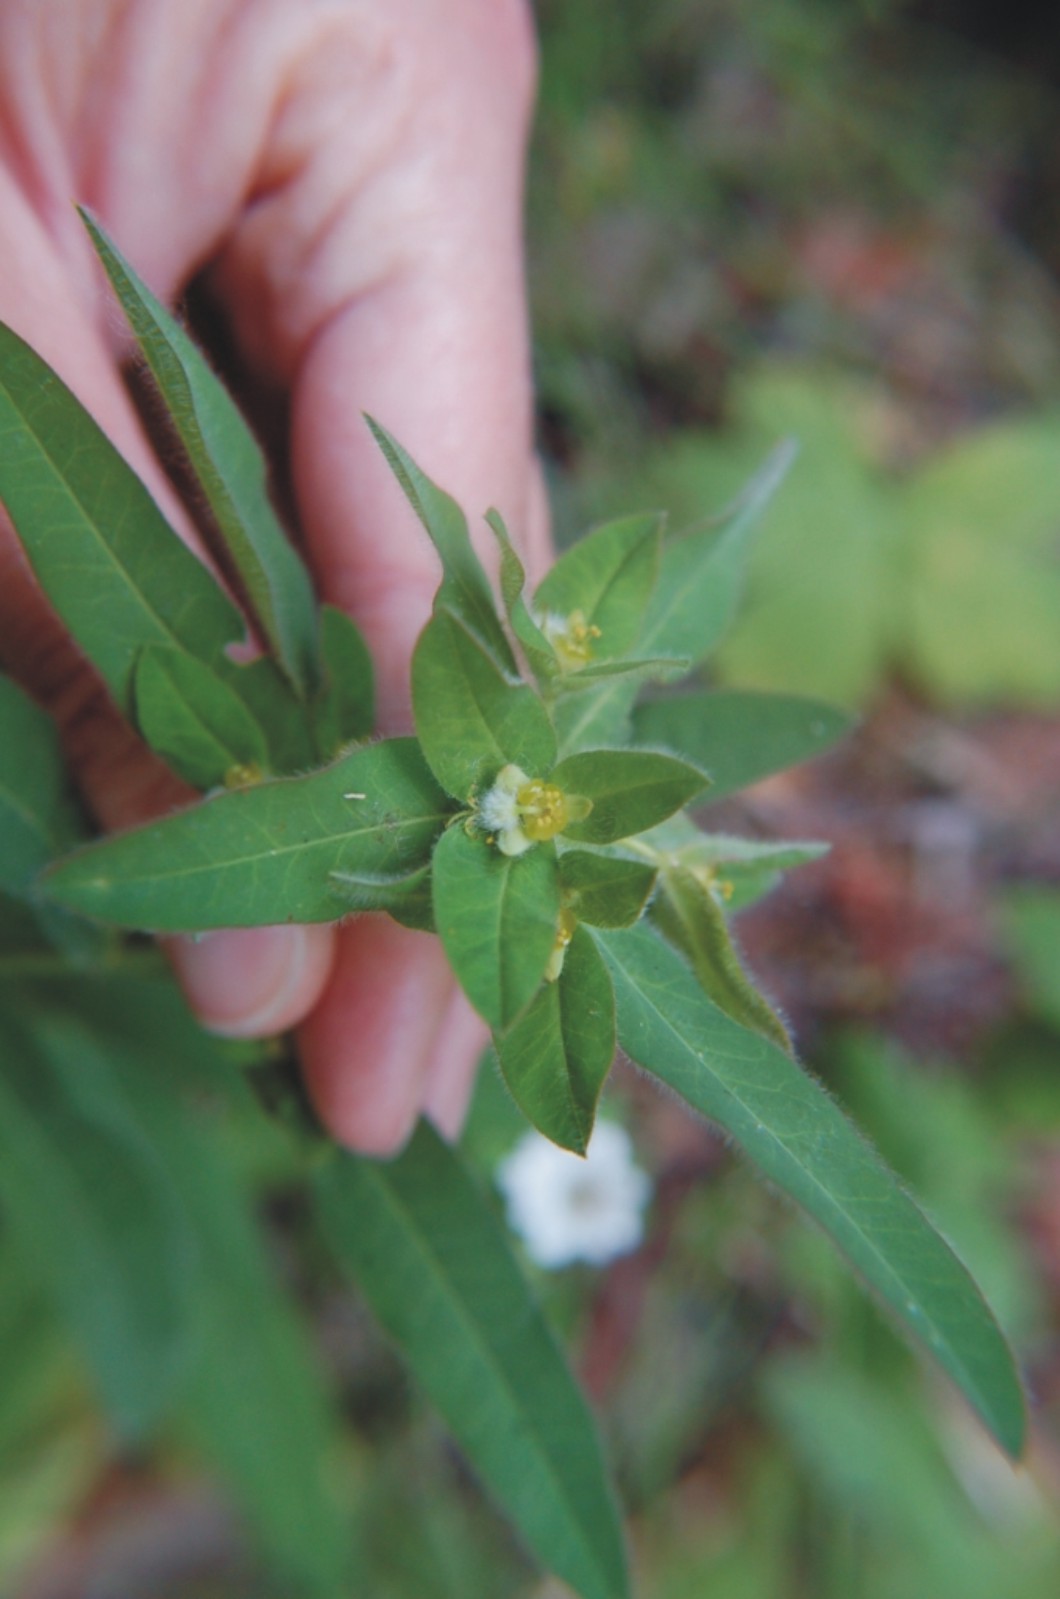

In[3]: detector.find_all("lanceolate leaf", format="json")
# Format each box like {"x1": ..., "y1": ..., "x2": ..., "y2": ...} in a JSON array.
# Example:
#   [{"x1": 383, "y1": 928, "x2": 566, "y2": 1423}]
[
  {"x1": 486, "y1": 508, "x2": 556, "y2": 681},
  {"x1": 0, "y1": 677, "x2": 85, "y2": 895},
  {"x1": 432, "y1": 825, "x2": 560, "y2": 1031},
  {"x1": 134, "y1": 645, "x2": 270, "y2": 790},
  {"x1": 651, "y1": 864, "x2": 792, "y2": 1053},
  {"x1": 552, "y1": 750, "x2": 710, "y2": 845},
  {"x1": 412, "y1": 608, "x2": 556, "y2": 800},
  {"x1": 599, "y1": 924, "x2": 1027, "y2": 1458},
  {"x1": 495, "y1": 926, "x2": 616, "y2": 1154},
  {"x1": 315, "y1": 1122, "x2": 630, "y2": 1599},
  {"x1": 310, "y1": 604, "x2": 375, "y2": 759},
  {"x1": 329, "y1": 863, "x2": 434, "y2": 932},
  {"x1": 554, "y1": 444, "x2": 795, "y2": 754},
  {"x1": 558, "y1": 851, "x2": 657, "y2": 929},
  {"x1": 0, "y1": 321, "x2": 245, "y2": 716},
  {"x1": 0, "y1": 1004, "x2": 196, "y2": 1438},
  {"x1": 368, "y1": 418, "x2": 516, "y2": 670},
  {"x1": 533, "y1": 511, "x2": 663, "y2": 660},
  {"x1": 632, "y1": 688, "x2": 853, "y2": 800},
  {"x1": 83, "y1": 212, "x2": 321, "y2": 695},
  {"x1": 42, "y1": 739, "x2": 451, "y2": 932}
]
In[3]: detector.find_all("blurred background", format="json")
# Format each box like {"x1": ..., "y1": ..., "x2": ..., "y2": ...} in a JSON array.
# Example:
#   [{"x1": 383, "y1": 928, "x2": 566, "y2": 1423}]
[{"x1": 6, "y1": 1, "x2": 1060, "y2": 1594}]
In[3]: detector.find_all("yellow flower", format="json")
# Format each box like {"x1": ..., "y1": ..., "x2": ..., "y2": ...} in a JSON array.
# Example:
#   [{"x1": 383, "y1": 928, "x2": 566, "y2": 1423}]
[
  {"x1": 539, "y1": 608, "x2": 602, "y2": 671},
  {"x1": 475, "y1": 765, "x2": 592, "y2": 857}
]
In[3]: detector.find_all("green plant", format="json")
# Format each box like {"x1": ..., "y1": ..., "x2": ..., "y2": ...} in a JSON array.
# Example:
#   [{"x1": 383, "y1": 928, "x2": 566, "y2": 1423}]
[{"x1": 0, "y1": 216, "x2": 1028, "y2": 1598}]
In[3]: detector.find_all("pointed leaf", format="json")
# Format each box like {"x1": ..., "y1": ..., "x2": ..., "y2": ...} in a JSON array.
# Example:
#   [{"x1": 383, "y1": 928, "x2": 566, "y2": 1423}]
[
  {"x1": 134, "y1": 645, "x2": 269, "y2": 790},
  {"x1": 485, "y1": 507, "x2": 556, "y2": 680},
  {"x1": 558, "y1": 850, "x2": 657, "y2": 929},
  {"x1": 310, "y1": 603, "x2": 375, "y2": 759},
  {"x1": 599, "y1": 924, "x2": 1027, "y2": 1458},
  {"x1": 533, "y1": 512, "x2": 662, "y2": 660},
  {"x1": 553, "y1": 655, "x2": 691, "y2": 693},
  {"x1": 42, "y1": 738, "x2": 451, "y2": 931},
  {"x1": 368, "y1": 418, "x2": 516, "y2": 668},
  {"x1": 0, "y1": 1004, "x2": 196, "y2": 1437},
  {"x1": 0, "y1": 320, "x2": 246, "y2": 715},
  {"x1": 555, "y1": 444, "x2": 795, "y2": 753},
  {"x1": 226, "y1": 654, "x2": 321, "y2": 773},
  {"x1": 633, "y1": 689, "x2": 853, "y2": 799},
  {"x1": 412, "y1": 607, "x2": 556, "y2": 800},
  {"x1": 432, "y1": 825, "x2": 560, "y2": 1030},
  {"x1": 495, "y1": 926, "x2": 616, "y2": 1153},
  {"x1": 329, "y1": 863, "x2": 434, "y2": 931},
  {"x1": 0, "y1": 678, "x2": 85, "y2": 894},
  {"x1": 315, "y1": 1121, "x2": 629, "y2": 1599},
  {"x1": 652, "y1": 864, "x2": 792, "y2": 1052},
  {"x1": 83, "y1": 212, "x2": 320, "y2": 694},
  {"x1": 551, "y1": 749, "x2": 710, "y2": 845}
]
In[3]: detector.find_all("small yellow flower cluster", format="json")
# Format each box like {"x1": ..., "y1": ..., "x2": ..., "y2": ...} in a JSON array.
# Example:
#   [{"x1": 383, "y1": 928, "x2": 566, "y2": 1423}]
[
  {"x1": 475, "y1": 765, "x2": 592, "y2": 857},
  {"x1": 539, "y1": 608, "x2": 601, "y2": 671}
]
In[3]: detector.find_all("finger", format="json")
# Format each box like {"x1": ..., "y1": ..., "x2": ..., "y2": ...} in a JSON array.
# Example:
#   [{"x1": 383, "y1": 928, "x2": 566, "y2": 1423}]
[
  {"x1": 422, "y1": 987, "x2": 489, "y2": 1142},
  {"x1": 298, "y1": 918, "x2": 455, "y2": 1156}
]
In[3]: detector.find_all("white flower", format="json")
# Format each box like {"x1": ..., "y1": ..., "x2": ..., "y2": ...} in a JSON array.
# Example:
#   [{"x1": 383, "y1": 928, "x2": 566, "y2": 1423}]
[{"x1": 496, "y1": 1122, "x2": 652, "y2": 1269}]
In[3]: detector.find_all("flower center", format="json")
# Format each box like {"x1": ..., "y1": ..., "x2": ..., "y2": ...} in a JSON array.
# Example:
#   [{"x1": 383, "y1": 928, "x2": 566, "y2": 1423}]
[{"x1": 516, "y1": 779, "x2": 570, "y2": 842}]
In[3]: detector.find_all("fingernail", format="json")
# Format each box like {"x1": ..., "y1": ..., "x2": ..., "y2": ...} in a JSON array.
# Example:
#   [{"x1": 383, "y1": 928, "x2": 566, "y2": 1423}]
[{"x1": 170, "y1": 925, "x2": 311, "y2": 1037}]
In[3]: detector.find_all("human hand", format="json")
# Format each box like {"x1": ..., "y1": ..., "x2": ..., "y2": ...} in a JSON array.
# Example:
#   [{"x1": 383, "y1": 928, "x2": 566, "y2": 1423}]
[{"x1": 0, "y1": 0, "x2": 548, "y2": 1151}]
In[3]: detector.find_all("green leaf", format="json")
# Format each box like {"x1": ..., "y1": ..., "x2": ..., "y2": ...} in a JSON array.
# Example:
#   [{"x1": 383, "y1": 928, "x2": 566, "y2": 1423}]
[
  {"x1": 1000, "y1": 889, "x2": 1060, "y2": 1031},
  {"x1": 412, "y1": 608, "x2": 557, "y2": 800},
  {"x1": 329, "y1": 863, "x2": 434, "y2": 932},
  {"x1": 0, "y1": 320, "x2": 247, "y2": 716},
  {"x1": 134, "y1": 645, "x2": 270, "y2": 790},
  {"x1": 558, "y1": 850, "x2": 657, "y2": 928},
  {"x1": 104, "y1": 1027, "x2": 350, "y2": 1595},
  {"x1": 554, "y1": 444, "x2": 795, "y2": 753},
  {"x1": 368, "y1": 418, "x2": 515, "y2": 669},
  {"x1": 495, "y1": 927, "x2": 615, "y2": 1153},
  {"x1": 432, "y1": 825, "x2": 560, "y2": 1031},
  {"x1": 632, "y1": 689, "x2": 853, "y2": 799},
  {"x1": 42, "y1": 738, "x2": 450, "y2": 932},
  {"x1": 651, "y1": 864, "x2": 792, "y2": 1052},
  {"x1": 315, "y1": 1121, "x2": 629, "y2": 1599},
  {"x1": 551, "y1": 750, "x2": 710, "y2": 845},
  {"x1": 0, "y1": 1003, "x2": 196, "y2": 1437},
  {"x1": 226, "y1": 654, "x2": 321, "y2": 774},
  {"x1": 533, "y1": 511, "x2": 663, "y2": 660},
  {"x1": 82, "y1": 211, "x2": 321, "y2": 695},
  {"x1": 311, "y1": 603, "x2": 375, "y2": 759},
  {"x1": 0, "y1": 677, "x2": 85, "y2": 895},
  {"x1": 485, "y1": 508, "x2": 556, "y2": 681},
  {"x1": 599, "y1": 925, "x2": 1027, "y2": 1458}
]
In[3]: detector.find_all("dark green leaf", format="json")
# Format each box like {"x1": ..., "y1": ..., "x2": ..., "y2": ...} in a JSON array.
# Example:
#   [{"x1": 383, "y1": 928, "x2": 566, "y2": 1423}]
[
  {"x1": 42, "y1": 738, "x2": 450, "y2": 931},
  {"x1": 533, "y1": 512, "x2": 662, "y2": 660},
  {"x1": 226, "y1": 654, "x2": 321, "y2": 774},
  {"x1": 432, "y1": 824, "x2": 560, "y2": 1030},
  {"x1": 134, "y1": 645, "x2": 269, "y2": 790},
  {"x1": 311, "y1": 603, "x2": 375, "y2": 759},
  {"x1": 551, "y1": 750, "x2": 710, "y2": 845},
  {"x1": 0, "y1": 320, "x2": 246, "y2": 716},
  {"x1": 329, "y1": 863, "x2": 434, "y2": 932},
  {"x1": 412, "y1": 608, "x2": 556, "y2": 800},
  {"x1": 0, "y1": 1004, "x2": 196, "y2": 1437},
  {"x1": 315, "y1": 1122, "x2": 629, "y2": 1599},
  {"x1": 368, "y1": 419, "x2": 515, "y2": 669},
  {"x1": 558, "y1": 851, "x2": 657, "y2": 928},
  {"x1": 0, "y1": 677, "x2": 85, "y2": 894},
  {"x1": 495, "y1": 927, "x2": 615, "y2": 1153},
  {"x1": 599, "y1": 925, "x2": 1027, "y2": 1458},
  {"x1": 555, "y1": 444, "x2": 795, "y2": 753},
  {"x1": 83, "y1": 212, "x2": 321, "y2": 695},
  {"x1": 651, "y1": 864, "x2": 791, "y2": 1052},
  {"x1": 633, "y1": 688, "x2": 853, "y2": 799}
]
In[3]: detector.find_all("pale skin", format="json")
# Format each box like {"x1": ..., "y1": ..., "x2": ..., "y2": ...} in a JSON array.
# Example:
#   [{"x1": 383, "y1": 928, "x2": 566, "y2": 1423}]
[{"x1": 0, "y1": 0, "x2": 549, "y2": 1152}]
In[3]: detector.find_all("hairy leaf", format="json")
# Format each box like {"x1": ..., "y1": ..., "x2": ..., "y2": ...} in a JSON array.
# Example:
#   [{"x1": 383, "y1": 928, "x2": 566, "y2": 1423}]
[
  {"x1": 432, "y1": 825, "x2": 560, "y2": 1031},
  {"x1": 558, "y1": 850, "x2": 657, "y2": 929},
  {"x1": 84, "y1": 212, "x2": 321, "y2": 694},
  {"x1": 633, "y1": 688, "x2": 852, "y2": 799},
  {"x1": 412, "y1": 608, "x2": 556, "y2": 800},
  {"x1": 134, "y1": 645, "x2": 270, "y2": 790},
  {"x1": 599, "y1": 925, "x2": 1027, "y2": 1458},
  {"x1": 495, "y1": 927, "x2": 616, "y2": 1153},
  {"x1": 315, "y1": 1122, "x2": 629, "y2": 1599},
  {"x1": 486, "y1": 508, "x2": 556, "y2": 681},
  {"x1": 533, "y1": 511, "x2": 662, "y2": 660},
  {"x1": 552, "y1": 749, "x2": 710, "y2": 845},
  {"x1": 311, "y1": 603, "x2": 375, "y2": 759},
  {"x1": 42, "y1": 738, "x2": 450, "y2": 931}
]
